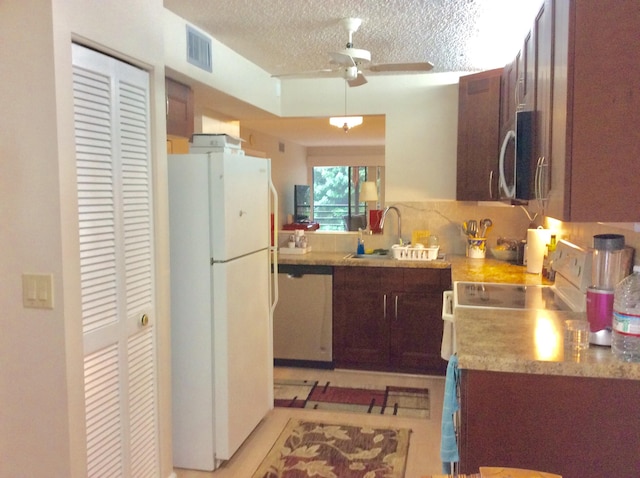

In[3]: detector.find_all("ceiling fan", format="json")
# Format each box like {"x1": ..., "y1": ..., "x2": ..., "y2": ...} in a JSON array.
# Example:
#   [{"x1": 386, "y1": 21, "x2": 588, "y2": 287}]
[{"x1": 274, "y1": 17, "x2": 434, "y2": 87}]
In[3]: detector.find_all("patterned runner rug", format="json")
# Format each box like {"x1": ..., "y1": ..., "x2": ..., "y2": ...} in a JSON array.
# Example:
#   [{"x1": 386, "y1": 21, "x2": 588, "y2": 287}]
[
  {"x1": 252, "y1": 418, "x2": 410, "y2": 478},
  {"x1": 274, "y1": 379, "x2": 430, "y2": 418}
]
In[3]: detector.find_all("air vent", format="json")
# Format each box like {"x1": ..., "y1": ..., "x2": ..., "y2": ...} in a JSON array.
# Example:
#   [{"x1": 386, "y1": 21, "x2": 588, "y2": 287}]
[{"x1": 186, "y1": 25, "x2": 212, "y2": 72}]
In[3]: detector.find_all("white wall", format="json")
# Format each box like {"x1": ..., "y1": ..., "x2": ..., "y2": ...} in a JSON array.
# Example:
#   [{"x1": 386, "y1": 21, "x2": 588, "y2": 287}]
[
  {"x1": 163, "y1": 9, "x2": 281, "y2": 117},
  {"x1": 278, "y1": 73, "x2": 463, "y2": 202},
  {"x1": 0, "y1": 0, "x2": 172, "y2": 476},
  {"x1": 240, "y1": 128, "x2": 308, "y2": 224}
]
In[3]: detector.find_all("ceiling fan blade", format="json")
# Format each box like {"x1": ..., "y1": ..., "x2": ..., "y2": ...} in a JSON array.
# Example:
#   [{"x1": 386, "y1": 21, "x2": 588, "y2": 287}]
[
  {"x1": 348, "y1": 73, "x2": 368, "y2": 87},
  {"x1": 368, "y1": 62, "x2": 434, "y2": 73}
]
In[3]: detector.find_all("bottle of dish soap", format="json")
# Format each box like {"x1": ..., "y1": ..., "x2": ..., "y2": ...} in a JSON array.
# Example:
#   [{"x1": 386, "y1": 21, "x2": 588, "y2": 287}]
[{"x1": 357, "y1": 228, "x2": 365, "y2": 255}]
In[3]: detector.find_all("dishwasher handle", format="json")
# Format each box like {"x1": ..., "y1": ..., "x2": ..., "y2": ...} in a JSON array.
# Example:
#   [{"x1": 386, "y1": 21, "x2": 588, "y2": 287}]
[{"x1": 277, "y1": 264, "x2": 332, "y2": 278}]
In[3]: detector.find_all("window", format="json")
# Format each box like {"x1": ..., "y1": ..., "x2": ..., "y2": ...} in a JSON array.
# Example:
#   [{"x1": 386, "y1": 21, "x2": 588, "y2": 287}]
[{"x1": 312, "y1": 166, "x2": 382, "y2": 231}]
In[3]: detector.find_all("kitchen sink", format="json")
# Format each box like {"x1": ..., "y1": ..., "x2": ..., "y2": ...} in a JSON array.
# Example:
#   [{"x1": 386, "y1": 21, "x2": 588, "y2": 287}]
[{"x1": 345, "y1": 252, "x2": 392, "y2": 260}]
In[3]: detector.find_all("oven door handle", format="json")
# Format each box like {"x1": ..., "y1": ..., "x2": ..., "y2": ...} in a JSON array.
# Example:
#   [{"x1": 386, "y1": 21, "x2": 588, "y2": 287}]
[
  {"x1": 441, "y1": 290, "x2": 455, "y2": 360},
  {"x1": 442, "y1": 290, "x2": 454, "y2": 318}
]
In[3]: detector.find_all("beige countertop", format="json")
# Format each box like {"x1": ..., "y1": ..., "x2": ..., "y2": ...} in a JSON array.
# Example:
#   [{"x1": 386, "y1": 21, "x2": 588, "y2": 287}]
[
  {"x1": 277, "y1": 250, "x2": 550, "y2": 281},
  {"x1": 455, "y1": 307, "x2": 640, "y2": 380},
  {"x1": 275, "y1": 250, "x2": 640, "y2": 380},
  {"x1": 277, "y1": 250, "x2": 451, "y2": 269}
]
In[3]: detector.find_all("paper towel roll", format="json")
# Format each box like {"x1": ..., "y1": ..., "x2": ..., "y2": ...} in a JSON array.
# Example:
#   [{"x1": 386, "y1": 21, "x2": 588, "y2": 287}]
[{"x1": 526, "y1": 228, "x2": 552, "y2": 274}]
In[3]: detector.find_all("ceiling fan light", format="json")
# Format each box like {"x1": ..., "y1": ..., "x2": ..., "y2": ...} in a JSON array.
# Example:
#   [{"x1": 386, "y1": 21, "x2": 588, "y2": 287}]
[
  {"x1": 329, "y1": 116, "x2": 363, "y2": 132},
  {"x1": 344, "y1": 65, "x2": 358, "y2": 81}
]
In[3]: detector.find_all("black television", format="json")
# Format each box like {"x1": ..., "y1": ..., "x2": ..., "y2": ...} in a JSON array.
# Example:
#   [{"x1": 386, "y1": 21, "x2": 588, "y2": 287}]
[{"x1": 294, "y1": 185, "x2": 311, "y2": 222}]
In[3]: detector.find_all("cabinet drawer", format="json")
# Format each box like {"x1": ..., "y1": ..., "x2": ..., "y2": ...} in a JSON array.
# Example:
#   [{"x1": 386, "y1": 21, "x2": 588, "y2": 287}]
[
  {"x1": 334, "y1": 266, "x2": 402, "y2": 290},
  {"x1": 403, "y1": 268, "x2": 451, "y2": 291}
]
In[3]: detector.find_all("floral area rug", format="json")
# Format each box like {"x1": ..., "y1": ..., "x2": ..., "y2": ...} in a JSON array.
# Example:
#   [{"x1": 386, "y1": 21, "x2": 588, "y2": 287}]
[
  {"x1": 274, "y1": 379, "x2": 430, "y2": 419},
  {"x1": 252, "y1": 418, "x2": 411, "y2": 478}
]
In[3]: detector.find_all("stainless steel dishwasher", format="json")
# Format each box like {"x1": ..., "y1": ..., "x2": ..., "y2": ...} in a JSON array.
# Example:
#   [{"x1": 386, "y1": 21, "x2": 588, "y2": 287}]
[{"x1": 273, "y1": 264, "x2": 333, "y2": 368}]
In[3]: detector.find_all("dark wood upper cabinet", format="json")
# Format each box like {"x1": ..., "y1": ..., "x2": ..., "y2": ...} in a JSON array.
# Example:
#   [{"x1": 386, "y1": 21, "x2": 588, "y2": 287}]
[
  {"x1": 456, "y1": 68, "x2": 503, "y2": 201},
  {"x1": 547, "y1": 0, "x2": 640, "y2": 221},
  {"x1": 500, "y1": 56, "x2": 519, "y2": 136},
  {"x1": 165, "y1": 77, "x2": 194, "y2": 139},
  {"x1": 532, "y1": 0, "x2": 554, "y2": 204},
  {"x1": 519, "y1": 30, "x2": 535, "y2": 112}
]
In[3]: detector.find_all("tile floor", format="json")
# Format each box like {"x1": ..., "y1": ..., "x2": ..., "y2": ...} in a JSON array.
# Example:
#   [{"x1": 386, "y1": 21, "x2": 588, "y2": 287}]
[{"x1": 174, "y1": 366, "x2": 446, "y2": 478}]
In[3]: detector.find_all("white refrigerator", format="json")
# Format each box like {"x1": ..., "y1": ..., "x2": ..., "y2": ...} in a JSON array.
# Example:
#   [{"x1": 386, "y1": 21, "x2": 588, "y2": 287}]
[{"x1": 168, "y1": 151, "x2": 277, "y2": 470}]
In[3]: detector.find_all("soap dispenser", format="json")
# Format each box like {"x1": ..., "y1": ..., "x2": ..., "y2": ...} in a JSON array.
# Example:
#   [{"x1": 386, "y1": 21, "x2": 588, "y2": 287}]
[{"x1": 357, "y1": 228, "x2": 365, "y2": 254}]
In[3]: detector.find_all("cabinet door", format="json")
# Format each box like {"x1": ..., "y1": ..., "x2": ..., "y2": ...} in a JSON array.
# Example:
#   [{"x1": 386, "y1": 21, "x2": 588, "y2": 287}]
[
  {"x1": 533, "y1": 0, "x2": 554, "y2": 203},
  {"x1": 456, "y1": 69, "x2": 502, "y2": 201},
  {"x1": 391, "y1": 269, "x2": 449, "y2": 375},
  {"x1": 166, "y1": 77, "x2": 194, "y2": 138},
  {"x1": 500, "y1": 56, "x2": 519, "y2": 134},
  {"x1": 459, "y1": 370, "x2": 640, "y2": 477},
  {"x1": 333, "y1": 288, "x2": 389, "y2": 368},
  {"x1": 392, "y1": 289, "x2": 447, "y2": 375},
  {"x1": 519, "y1": 31, "x2": 535, "y2": 111},
  {"x1": 548, "y1": 0, "x2": 640, "y2": 222},
  {"x1": 332, "y1": 267, "x2": 401, "y2": 369}
]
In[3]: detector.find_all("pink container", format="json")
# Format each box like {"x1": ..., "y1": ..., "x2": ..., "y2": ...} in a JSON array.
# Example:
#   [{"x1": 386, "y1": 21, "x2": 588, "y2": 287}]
[{"x1": 586, "y1": 287, "x2": 614, "y2": 333}]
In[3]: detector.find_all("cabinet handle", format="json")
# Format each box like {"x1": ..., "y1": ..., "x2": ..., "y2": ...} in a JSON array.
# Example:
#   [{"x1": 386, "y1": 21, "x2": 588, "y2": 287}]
[
  {"x1": 516, "y1": 74, "x2": 525, "y2": 111},
  {"x1": 489, "y1": 170, "x2": 494, "y2": 199},
  {"x1": 534, "y1": 156, "x2": 550, "y2": 215},
  {"x1": 394, "y1": 295, "x2": 398, "y2": 321},
  {"x1": 383, "y1": 294, "x2": 387, "y2": 319}
]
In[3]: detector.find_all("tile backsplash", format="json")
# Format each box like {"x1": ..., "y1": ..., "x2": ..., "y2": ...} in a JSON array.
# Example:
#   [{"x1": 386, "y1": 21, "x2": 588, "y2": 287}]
[
  {"x1": 278, "y1": 200, "x2": 640, "y2": 267},
  {"x1": 280, "y1": 200, "x2": 533, "y2": 256}
]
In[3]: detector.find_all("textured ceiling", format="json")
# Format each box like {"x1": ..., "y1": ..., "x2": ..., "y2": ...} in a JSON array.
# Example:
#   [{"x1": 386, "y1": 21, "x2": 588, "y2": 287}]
[{"x1": 163, "y1": 0, "x2": 541, "y2": 146}]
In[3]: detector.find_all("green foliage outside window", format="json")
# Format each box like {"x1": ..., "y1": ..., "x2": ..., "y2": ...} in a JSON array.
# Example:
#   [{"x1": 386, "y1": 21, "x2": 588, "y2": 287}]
[{"x1": 312, "y1": 166, "x2": 368, "y2": 231}]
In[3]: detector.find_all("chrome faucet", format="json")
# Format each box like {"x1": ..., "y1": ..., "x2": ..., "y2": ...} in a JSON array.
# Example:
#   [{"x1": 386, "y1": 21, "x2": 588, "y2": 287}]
[{"x1": 379, "y1": 206, "x2": 402, "y2": 244}]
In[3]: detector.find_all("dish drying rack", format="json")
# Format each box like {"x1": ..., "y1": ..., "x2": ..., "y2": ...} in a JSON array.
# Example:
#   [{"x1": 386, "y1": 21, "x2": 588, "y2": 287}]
[{"x1": 393, "y1": 246, "x2": 440, "y2": 261}]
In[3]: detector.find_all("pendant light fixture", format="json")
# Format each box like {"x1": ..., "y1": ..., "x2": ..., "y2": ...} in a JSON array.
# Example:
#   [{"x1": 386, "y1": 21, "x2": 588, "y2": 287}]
[{"x1": 329, "y1": 82, "x2": 363, "y2": 132}]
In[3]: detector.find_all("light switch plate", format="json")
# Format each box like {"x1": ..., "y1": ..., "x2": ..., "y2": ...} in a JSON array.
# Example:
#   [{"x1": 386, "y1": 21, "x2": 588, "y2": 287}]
[{"x1": 22, "y1": 274, "x2": 54, "y2": 309}]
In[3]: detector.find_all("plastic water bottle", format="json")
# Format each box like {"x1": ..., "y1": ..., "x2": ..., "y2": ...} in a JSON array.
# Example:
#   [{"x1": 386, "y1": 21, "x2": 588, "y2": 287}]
[{"x1": 612, "y1": 265, "x2": 640, "y2": 362}]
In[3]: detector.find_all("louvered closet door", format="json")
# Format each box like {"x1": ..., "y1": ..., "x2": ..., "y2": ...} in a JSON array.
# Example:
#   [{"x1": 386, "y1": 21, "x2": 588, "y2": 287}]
[{"x1": 72, "y1": 43, "x2": 159, "y2": 478}]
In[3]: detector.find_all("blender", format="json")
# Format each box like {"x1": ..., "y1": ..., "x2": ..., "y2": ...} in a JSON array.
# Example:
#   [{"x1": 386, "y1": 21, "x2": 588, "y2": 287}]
[{"x1": 586, "y1": 234, "x2": 634, "y2": 345}]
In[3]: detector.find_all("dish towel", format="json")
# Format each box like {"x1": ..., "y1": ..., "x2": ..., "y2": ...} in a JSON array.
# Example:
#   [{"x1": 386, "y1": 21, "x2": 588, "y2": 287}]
[{"x1": 440, "y1": 354, "x2": 460, "y2": 474}]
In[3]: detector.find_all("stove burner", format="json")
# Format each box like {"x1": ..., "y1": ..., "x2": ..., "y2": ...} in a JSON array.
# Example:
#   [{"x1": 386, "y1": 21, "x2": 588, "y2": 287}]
[
  {"x1": 453, "y1": 241, "x2": 590, "y2": 312},
  {"x1": 455, "y1": 282, "x2": 572, "y2": 311}
]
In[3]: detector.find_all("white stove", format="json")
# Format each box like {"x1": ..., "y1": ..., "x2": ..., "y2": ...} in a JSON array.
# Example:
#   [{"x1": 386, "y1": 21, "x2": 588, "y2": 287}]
[{"x1": 454, "y1": 240, "x2": 591, "y2": 312}]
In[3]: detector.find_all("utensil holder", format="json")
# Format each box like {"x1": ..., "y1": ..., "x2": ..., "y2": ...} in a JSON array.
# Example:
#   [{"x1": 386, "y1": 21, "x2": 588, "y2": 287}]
[{"x1": 467, "y1": 238, "x2": 487, "y2": 259}]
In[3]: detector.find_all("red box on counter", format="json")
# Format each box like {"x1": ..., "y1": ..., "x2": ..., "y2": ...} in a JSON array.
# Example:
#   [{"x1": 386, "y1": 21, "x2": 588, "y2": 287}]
[{"x1": 282, "y1": 222, "x2": 320, "y2": 231}]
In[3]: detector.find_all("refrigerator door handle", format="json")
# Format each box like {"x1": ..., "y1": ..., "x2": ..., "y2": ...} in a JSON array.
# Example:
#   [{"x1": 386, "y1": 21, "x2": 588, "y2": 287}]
[{"x1": 269, "y1": 170, "x2": 279, "y2": 313}]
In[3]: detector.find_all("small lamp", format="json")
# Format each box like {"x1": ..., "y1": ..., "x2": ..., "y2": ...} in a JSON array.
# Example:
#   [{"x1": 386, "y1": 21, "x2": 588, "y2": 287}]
[
  {"x1": 359, "y1": 181, "x2": 378, "y2": 203},
  {"x1": 360, "y1": 181, "x2": 382, "y2": 234}
]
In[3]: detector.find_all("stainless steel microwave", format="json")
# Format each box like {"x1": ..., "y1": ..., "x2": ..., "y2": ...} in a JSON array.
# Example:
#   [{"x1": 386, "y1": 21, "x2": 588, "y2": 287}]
[{"x1": 498, "y1": 110, "x2": 536, "y2": 201}]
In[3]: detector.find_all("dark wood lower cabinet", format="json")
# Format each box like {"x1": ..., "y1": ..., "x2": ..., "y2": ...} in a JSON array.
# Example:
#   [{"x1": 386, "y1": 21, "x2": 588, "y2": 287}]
[
  {"x1": 459, "y1": 369, "x2": 640, "y2": 478},
  {"x1": 333, "y1": 266, "x2": 450, "y2": 375}
]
